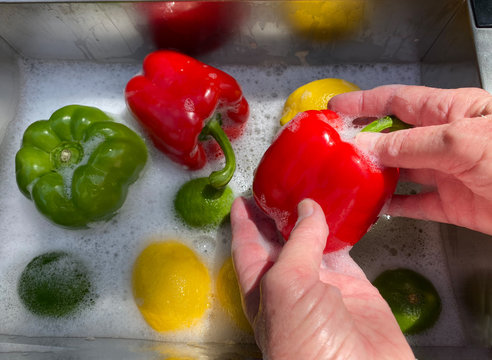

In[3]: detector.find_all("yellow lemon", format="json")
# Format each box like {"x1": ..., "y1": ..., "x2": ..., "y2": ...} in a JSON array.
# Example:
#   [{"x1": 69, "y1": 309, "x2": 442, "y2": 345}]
[
  {"x1": 284, "y1": 0, "x2": 364, "y2": 41},
  {"x1": 216, "y1": 257, "x2": 252, "y2": 333},
  {"x1": 132, "y1": 241, "x2": 210, "y2": 332},
  {"x1": 279, "y1": 78, "x2": 360, "y2": 125}
]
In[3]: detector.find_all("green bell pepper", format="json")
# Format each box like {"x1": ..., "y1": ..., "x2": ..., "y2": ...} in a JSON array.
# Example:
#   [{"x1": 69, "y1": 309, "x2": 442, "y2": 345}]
[{"x1": 15, "y1": 105, "x2": 148, "y2": 228}]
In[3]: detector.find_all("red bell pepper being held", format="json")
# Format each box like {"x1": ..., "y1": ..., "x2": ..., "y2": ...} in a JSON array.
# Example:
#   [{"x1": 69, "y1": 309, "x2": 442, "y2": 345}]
[
  {"x1": 253, "y1": 110, "x2": 406, "y2": 253},
  {"x1": 125, "y1": 51, "x2": 249, "y2": 179}
]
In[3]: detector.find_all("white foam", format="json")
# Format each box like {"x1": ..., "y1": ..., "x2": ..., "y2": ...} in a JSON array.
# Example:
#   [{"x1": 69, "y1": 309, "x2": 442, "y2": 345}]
[{"x1": 0, "y1": 59, "x2": 463, "y2": 347}]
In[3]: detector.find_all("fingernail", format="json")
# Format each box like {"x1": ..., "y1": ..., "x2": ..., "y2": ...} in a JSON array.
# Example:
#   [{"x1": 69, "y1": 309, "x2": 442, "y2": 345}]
[
  {"x1": 355, "y1": 132, "x2": 383, "y2": 152},
  {"x1": 296, "y1": 199, "x2": 314, "y2": 224}
]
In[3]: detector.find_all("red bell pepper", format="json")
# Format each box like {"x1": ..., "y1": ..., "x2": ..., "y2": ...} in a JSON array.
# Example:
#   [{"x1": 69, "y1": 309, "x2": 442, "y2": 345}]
[
  {"x1": 253, "y1": 109, "x2": 403, "y2": 253},
  {"x1": 125, "y1": 50, "x2": 249, "y2": 187}
]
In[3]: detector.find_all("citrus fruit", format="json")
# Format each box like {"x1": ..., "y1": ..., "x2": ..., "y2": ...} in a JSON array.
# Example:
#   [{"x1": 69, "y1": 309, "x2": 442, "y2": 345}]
[
  {"x1": 284, "y1": 0, "x2": 364, "y2": 41},
  {"x1": 279, "y1": 78, "x2": 360, "y2": 125},
  {"x1": 132, "y1": 241, "x2": 211, "y2": 332},
  {"x1": 373, "y1": 268, "x2": 441, "y2": 335},
  {"x1": 216, "y1": 257, "x2": 252, "y2": 333},
  {"x1": 17, "y1": 251, "x2": 92, "y2": 317},
  {"x1": 174, "y1": 177, "x2": 234, "y2": 228}
]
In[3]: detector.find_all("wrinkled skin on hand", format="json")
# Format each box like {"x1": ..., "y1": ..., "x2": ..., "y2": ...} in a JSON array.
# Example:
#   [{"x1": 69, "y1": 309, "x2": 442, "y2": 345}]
[
  {"x1": 231, "y1": 197, "x2": 414, "y2": 360},
  {"x1": 328, "y1": 85, "x2": 492, "y2": 236}
]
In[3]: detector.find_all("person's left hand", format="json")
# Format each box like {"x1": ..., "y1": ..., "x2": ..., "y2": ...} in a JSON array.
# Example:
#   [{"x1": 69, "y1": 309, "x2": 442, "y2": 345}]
[{"x1": 231, "y1": 197, "x2": 414, "y2": 360}]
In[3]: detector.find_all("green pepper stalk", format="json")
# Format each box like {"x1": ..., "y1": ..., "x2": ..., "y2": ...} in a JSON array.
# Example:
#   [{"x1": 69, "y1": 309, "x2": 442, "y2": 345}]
[
  {"x1": 199, "y1": 114, "x2": 236, "y2": 189},
  {"x1": 175, "y1": 114, "x2": 237, "y2": 229},
  {"x1": 360, "y1": 115, "x2": 410, "y2": 133}
]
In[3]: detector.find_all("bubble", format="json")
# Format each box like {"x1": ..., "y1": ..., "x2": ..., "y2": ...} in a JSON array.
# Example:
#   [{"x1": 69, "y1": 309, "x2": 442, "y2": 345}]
[
  {"x1": 193, "y1": 236, "x2": 217, "y2": 256},
  {"x1": 184, "y1": 98, "x2": 195, "y2": 112}
]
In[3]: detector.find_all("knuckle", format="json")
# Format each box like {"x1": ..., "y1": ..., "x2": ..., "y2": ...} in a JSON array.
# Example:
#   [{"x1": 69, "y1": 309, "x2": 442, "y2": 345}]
[
  {"x1": 441, "y1": 119, "x2": 483, "y2": 173},
  {"x1": 381, "y1": 131, "x2": 408, "y2": 159},
  {"x1": 441, "y1": 121, "x2": 463, "y2": 149}
]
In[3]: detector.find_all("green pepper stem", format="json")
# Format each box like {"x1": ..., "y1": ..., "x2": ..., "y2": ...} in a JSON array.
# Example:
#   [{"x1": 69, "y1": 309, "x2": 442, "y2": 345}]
[
  {"x1": 201, "y1": 115, "x2": 236, "y2": 189},
  {"x1": 360, "y1": 115, "x2": 410, "y2": 133},
  {"x1": 51, "y1": 142, "x2": 84, "y2": 168}
]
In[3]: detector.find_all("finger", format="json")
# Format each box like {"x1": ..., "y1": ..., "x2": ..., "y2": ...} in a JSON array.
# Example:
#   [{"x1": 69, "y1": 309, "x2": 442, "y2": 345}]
[
  {"x1": 399, "y1": 168, "x2": 438, "y2": 187},
  {"x1": 274, "y1": 199, "x2": 329, "y2": 280},
  {"x1": 385, "y1": 193, "x2": 449, "y2": 223},
  {"x1": 328, "y1": 84, "x2": 406, "y2": 120},
  {"x1": 230, "y1": 197, "x2": 277, "y2": 321},
  {"x1": 321, "y1": 247, "x2": 368, "y2": 282},
  {"x1": 328, "y1": 85, "x2": 492, "y2": 126},
  {"x1": 355, "y1": 120, "x2": 490, "y2": 175},
  {"x1": 231, "y1": 197, "x2": 276, "y2": 294}
]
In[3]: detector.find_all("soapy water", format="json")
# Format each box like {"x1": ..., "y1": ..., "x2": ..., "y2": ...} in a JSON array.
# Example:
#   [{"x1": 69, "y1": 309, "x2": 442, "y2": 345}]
[{"x1": 0, "y1": 58, "x2": 465, "y2": 346}]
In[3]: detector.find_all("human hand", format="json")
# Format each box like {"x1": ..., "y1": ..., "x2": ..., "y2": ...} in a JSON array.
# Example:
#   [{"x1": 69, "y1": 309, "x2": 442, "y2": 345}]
[
  {"x1": 328, "y1": 85, "x2": 492, "y2": 235},
  {"x1": 230, "y1": 197, "x2": 414, "y2": 360}
]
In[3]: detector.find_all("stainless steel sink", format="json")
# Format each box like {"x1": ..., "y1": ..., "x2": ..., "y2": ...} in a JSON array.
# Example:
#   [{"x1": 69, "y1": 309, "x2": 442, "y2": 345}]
[{"x1": 1, "y1": 1, "x2": 491, "y2": 359}]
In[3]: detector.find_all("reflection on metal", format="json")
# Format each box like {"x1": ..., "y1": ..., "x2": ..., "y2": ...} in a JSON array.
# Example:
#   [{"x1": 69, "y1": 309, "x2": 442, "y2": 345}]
[
  {"x1": 0, "y1": 335, "x2": 262, "y2": 359},
  {"x1": 421, "y1": 0, "x2": 480, "y2": 89},
  {"x1": 442, "y1": 224, "x2": 492, "y2": 348},
  {"x1": 281, "y1": 0, "x2": 365, "y2": 42},
  {"x1": 463, "y1": 269, "x2": 492, "y2": 345},
  {"x1": 0, "y1": 0, "x2": 465, "y2": 65},
  {"x1": 0, "y1": 38, "x2": 18, "y2": 144},
  {"x1": 466, "y1": 0, "x2": 492, "y2": 92}
]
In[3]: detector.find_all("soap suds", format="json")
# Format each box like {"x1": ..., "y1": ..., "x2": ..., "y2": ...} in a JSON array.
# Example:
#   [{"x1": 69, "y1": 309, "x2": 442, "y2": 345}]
[{"x1": 0, "y1": 59, "x2": 464, "y2": 346}]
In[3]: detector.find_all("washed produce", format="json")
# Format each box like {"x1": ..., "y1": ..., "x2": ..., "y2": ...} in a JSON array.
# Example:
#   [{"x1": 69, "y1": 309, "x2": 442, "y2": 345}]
[
  {"x1": 171, "y1": 112, "x2": 238, "y2": 228},
  {"x1": 373, "y1": 268, "x2": 442, "y2": 334},
  {"x1": 125, "y1": 50, "x2": 248, "y2": 171},
  {"x1": 126, "y1": 51, "x2": 247, "y2": 228},
  {"x1": 18, "y1": 251, "x2": 93, "y2": 318},
  {"x1": 174, "y1": 178, "x2": 234, "y2": 228},
  {"x1": 216, "y1": 257, "x2": 252, "y2": 333},
  {"x1": 280, "y1": 78, "x2": 360, "y2": 125},
  {"x1": 253, "y1": 110, "x2": 408, "y2": 253},
  {"x1": 15, "y1": 105, "x2": 148, "y2": 228},
  {"x1": 132, "y1": 241, "x2": 211, "y2": 332}
]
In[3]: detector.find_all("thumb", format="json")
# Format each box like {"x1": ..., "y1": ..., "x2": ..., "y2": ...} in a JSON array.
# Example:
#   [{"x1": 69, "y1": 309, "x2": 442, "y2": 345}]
[{"x1": 275, "y1": 199, "x2": 329, "y2": 276}]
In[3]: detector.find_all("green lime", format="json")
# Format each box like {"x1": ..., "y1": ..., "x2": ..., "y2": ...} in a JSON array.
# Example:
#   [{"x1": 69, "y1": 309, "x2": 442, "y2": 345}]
[
  {"x1": 373, "y1": 268, "x2": 441, "y2": 335},
  {"x1": 174, "y1": 177, "x2": 234, "y2": 228},
  {"x1": 18, "y1": 251, "x2": 93, "y2": 317}
]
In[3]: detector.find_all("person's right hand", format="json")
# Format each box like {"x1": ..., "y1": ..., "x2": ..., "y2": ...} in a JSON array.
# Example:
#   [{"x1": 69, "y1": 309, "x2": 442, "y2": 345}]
[
  {"x1": 328, "y1": 85, "x2": 492, "y2": 236},
  {"x1": 231, "y1": 197, "x2": 414, "y2": 360}
]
